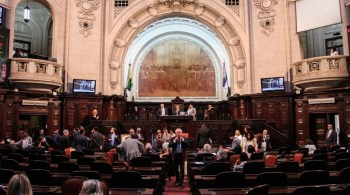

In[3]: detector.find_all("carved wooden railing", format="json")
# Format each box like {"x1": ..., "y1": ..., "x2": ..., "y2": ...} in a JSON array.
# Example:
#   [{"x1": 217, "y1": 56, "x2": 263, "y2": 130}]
[
  {"x1": 9, "y1": 58, "x2": 63, "y2": 92},
  {"x1": 292, "y1": 55, "x2": 349, "y2": 91}
]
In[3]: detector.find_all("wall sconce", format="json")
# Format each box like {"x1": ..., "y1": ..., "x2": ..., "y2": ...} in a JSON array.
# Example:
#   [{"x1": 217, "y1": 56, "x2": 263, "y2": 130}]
[
  {"x1": 52, "y1": 91, "x2": 57, "y2": 96},
  {"x1": 24, "y1": 0, "x2": 30, "y2": 23}
]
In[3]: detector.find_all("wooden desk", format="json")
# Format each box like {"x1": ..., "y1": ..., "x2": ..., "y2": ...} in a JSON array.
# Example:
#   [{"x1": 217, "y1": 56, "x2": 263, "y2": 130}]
[{"x1": 198, "y1": 184, "x2": 345, "y2": 195}]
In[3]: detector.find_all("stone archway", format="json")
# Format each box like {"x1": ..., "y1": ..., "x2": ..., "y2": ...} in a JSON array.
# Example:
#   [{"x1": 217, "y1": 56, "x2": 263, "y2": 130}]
[{"x1": 105, "y1": 0, "x2": 248, "y2": 98}]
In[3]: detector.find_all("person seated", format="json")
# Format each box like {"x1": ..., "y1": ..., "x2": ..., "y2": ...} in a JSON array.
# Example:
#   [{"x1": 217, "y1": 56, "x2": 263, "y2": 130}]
[
  {"x1": 233, "y1": 152, "x2": 249, "y2": 172},
  {"x1": 227, "y1": 133, "x2": 241, "y2": 152},
  {"x1": 256, "y1": 133, "x2": 266, "y2": 152},
  {"x1": 81, "y1": 179, "x2": 103, "y2": 195},
  {"x1": 152, "y1": 131, "x2": 163, "y2": 153},
  {"x1": 13, "y1": 49, "x2": 23, "y2": 58},
  {"x1": 205, "y1": 149, "x2": 227, "y2": 164},
  {"x1": 304, "y1": 139, "x2": 316, "y2": 155},
  {"x1": 173, "y1": 105, "x2": 181, "y2": 115},
  {"x1": 247, "y1": 145, "x2": 255, "y2": 159},
  {"x1": 1, "y1": 173, "x2": 33, "y2": 195},
  {"x1": 143, "y1": 143, "x2": 154, "y2": 156},
  {"x1": 12, "y1": 131, "x2": 32, "y2": 150},
  {"x1": 241, "y1": 131, "x2": 257, "y2": 153},
  {"x1": 199, "y1": 143, "x2": 212, "y2": 154}
]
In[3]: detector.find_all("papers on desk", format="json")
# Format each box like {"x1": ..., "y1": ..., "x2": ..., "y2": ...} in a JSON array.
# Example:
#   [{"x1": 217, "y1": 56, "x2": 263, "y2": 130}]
[{"x1": 194, "y1": 162, "x2": 205, "y2": 164}]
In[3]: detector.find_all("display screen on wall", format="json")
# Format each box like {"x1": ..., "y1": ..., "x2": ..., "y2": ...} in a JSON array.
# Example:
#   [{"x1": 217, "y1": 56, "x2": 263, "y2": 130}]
[
  {"x1": 0, "y1": 26, "x2": 9, "y2": 81},
  {"x1": 73, "y1": 79, "x2": 96, "y2": 93}
]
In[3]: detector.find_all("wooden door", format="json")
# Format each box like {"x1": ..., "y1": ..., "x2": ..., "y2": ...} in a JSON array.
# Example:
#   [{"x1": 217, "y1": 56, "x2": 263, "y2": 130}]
[{"x1": 315, "y1": 118, "x2": 327, "y2": 147}]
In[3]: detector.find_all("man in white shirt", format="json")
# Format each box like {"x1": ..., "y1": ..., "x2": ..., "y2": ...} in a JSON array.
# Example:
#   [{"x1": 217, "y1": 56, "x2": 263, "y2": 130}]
[
  {"x1": 157, "y1": 103, "x2": 168, "y2": 117},
  {"x1": 325, "y1": 124, "x2": 337, "y2": 146},
  {"x1": 186, "y1": 104, "x2": 196, "y2": 120}
]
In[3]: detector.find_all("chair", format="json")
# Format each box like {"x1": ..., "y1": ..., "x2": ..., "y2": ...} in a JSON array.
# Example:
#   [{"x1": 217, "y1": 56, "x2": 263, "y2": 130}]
[
  {"x1": 312, "y1": 153, "x2": 328, "y2": 161},
  {"x1": 7, "y1": 153, "x2": 24, "y2": 162},
  {"x1": 29, "y1": 160, "x2": 50, "y2": 170},
  {"x1": 229, "y1": 154, "x2": 240, "y2": 167},
  {"x1": 334, "y1": 158, "x2": 350, "y2": 171},
  {"x1": 292, "y1": 186, "x2": 330, "y2": 195},
  {"x1": 297, "y1": 148, "x2": 309, "y2": 157},
  {"x1": 1, "y1": 159, "x2": 20, "y2": 170},
  {"x1": 91, "y1": 162, "x2": 113, "y2": 174},
  {"x1": 65, "y1": 147, "x2": 76, "y2": 156},
  {"x1": 250, "y1": 152, "x2": 264, "y2": 160},
  {"x1": 200, "y1": 162, "x2": 231, "y2": 175},
  {"x1": 71, "y1": 170, "x2": 101, "y2": 179},
  {"x1": 303, "y1": 160, "x2": 327, "y2": 171},
  {"x1": 51, "y1": 155, "x2": 69, "y2": 164},
  {"x1": 0, "y1": 169, "x2": 16, "y2": 183},
  {"x1": 343, "y1": 184, "x2": 350, "y2": 195},
  {"x1": 293, "y1": 153, "x2": 303, "y2": 163},
  {"x1": 58, "y1": 162, "x2": 80, "y2": 173},
  {"x1": 196, "y1": 153, "x2": 215, "y2": 162},
  {"x1": 147, "y1": 153, "x2": 161, "y2": 161},
  {"x1": 71, "y1": 151, "x2": 85, "y2": 159},
  {"x1": 29, "y1": 153, "x2": 47, "y2": 161},
  {"x1": 131, "y1": 156, "x2": 151, "y2": 167},
  {"x1": 329, "y1": 144, "x2": 340, "y2": 152},
  {"x1": 334, "y1": 152, "x2": 350, "y2": 161},
  {"x1": 15, "y1": 149, "x2": 29, "y2": 157},
  {"x1": 77, "y1": 157, "x2": 95, "y2": 165},
  {"x1": 299, "y1": 170, "x2": 329, "y2": 185},
  {"x1": 110, "y1": 171, "x2": 142, "y2": 188},
  {"x1": 62, "y1": 176, "x2": 88, "y2": 195},
  {"x1": 340, "y1": 167, "x2": 350, "y2": 183},
  {"x1": 278, "y1": 147, "x2": 291, "y2": 155},
  {"x1": 313, "y1": 149, "x2": 327, "y2": 155},
  {"x1": 264, "y1": 155, "x2": 277, "y2": 167},
  {"x1": 334, "y1": 148, "x2": 347, "y2": 155},
  {"x1": 104, "y1": 151, "x2": 115, "y2": 164},
  {"x1": 51, "y1": 150, "x2": 63, "y2": 156},
  {"x1": 82, "y1": 149, "x2": 94, "y2": 155},
  {"x1": 277, "y1": 161, "x2": 299, "y2": 173},
  {"x1": 215, "y1": 171, "x2": 245, "y2": 188},
  {"x1": 247, "y1": 184, "x2": 269, "y2": 195},
  {"x1": 256, "y1": 172, "x2": 287, "y2": 187},
  {"x1": 243, "y1": 161, "x2": 265, "y2": 174},
  {"x1": 0, "y1": 148, "x2": 14, "y2": 156},
  {"x1": 25, "y1": 169, "x2": 52, "y2": 185}
]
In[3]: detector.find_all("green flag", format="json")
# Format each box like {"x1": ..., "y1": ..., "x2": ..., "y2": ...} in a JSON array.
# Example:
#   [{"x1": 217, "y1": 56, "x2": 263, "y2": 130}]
[{"x1": 127, "y1": 63, "x2": 133, "y2": 91}]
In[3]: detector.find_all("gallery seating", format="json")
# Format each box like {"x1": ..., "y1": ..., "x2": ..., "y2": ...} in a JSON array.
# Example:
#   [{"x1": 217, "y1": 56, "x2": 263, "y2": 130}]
[{"x1": 214, "y1": 171, "x2": 245, "y2": 188}]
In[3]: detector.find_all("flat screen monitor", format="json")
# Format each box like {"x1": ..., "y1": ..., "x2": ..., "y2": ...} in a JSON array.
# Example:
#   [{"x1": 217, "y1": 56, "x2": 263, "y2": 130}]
[
  {"x1": 73, "y1": 79, "x2": 96, "y2": 93},
  {"x1": 261, "y1": 77, "x2": 285, "y2": 92}
]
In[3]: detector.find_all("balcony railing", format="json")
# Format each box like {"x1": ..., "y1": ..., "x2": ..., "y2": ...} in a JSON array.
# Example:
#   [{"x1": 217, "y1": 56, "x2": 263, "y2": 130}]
[
  {"x1": 9, "y1": 58, "x2": 63, "y2": 92},
  {"x1": 292, "y1": 55, "x2": 349, "y2": 91}
]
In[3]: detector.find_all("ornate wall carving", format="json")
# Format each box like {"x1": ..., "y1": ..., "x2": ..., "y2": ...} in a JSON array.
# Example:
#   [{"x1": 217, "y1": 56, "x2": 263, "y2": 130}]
[
  {"x1": 75, "y1": 0, "x2": 100, "y2": 37},
  {"x1": 253, "y1": 0, "x2": 278, "y2": 36}
]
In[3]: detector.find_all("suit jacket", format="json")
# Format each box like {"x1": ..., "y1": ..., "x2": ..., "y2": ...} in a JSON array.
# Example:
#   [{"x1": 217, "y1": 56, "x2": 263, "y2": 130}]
[
  {"x1": 74, "y1": 133, "x2": 88, "y2": 152},
  {"x1": 229, "y1": 137, "x2": 241, "y2": 151},
  {"x1": 173, "y1": 109, "x2": 181, "y2": 115},
  {"x1": 197, "y1": 128, "x2": 211, "y2": 149},
  {"x1": 107, "y1": 133, "x2": 120, "y2": 147},
  {"x1": 168, "y1": 136, "x2": 189, "y2": 158},
  {"x1": 157, "y1": 108, "x2": 168, "y2": 116},
  {"x1": 325, "y1": 129, "x2": 337, "y2": 146},
  {"x1": 263, "y1": 134, "x2": 272, "y2": 150},
  {"x1": 187, "y1": 108, "x2": 197, "y2": 120},
  {"x1": 90, "y1": 131, "x2": 104, "y2": 151},
  {"x1": 118, "y1": 138, "x2": 145, "y2": 161}
]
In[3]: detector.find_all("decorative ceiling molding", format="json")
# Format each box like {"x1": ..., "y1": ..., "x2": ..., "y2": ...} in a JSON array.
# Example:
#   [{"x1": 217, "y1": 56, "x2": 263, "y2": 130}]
[
  {"x1": 157, "y1": 0, "x2": 197, "y2": 12},
  {"x1": 253, "y1": 0, "x2": 278, "y2": 36},
  {"x1": 75, "y1": 0, "x2": 100, "y2": 37}
]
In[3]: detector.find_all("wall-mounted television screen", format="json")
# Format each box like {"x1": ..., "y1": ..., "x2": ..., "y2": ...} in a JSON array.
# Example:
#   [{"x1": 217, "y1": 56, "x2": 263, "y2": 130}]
[
  {"x1": 261, "y1": 77, "x2": 285, "y2": 92},
  {"x1": 73, "y1": 79, "x2": 96, "y2": 93}
]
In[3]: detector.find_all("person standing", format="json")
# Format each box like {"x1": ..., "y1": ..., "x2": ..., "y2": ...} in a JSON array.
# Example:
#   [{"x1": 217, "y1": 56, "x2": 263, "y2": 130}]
[
  {"x1": 157, "y1": 103, "x2": 168, "y2": 117},
  {"x1": 169, "y1": 128, "x2": 189, "y2": 189},
  {"x1": 107, "y1": 127, "x2": 120, "y2": 149},
  {"x1": 136, "y1": 127, "x2": 144, "y2": 142},
  {"x1": 118, "y1": 136, "x2": 145, "y2": 161},
  {"x1": 90, "y1": 126, "x2": 104, "y2": 151},
  {"x1": 330, "y1": 48, "x2": 339, "y2": 56},
  {"x1": 262, "y1": 129, "x2": 271, "y2": 151},
  {"x1": 196, "y1": 124, "x2": 211, "y2": 149},
  {"x1": 186, "y1": 104, "x2": 197, "y2": 120},
  {"x1": 325, "y1": 124, "x2": 337, "y2": 146},
  {"x1": 73, "y1": 129, "x2": 88, "y2": 152}
]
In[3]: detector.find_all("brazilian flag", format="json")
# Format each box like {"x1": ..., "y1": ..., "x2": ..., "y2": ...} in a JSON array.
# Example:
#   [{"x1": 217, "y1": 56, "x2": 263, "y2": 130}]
[{"x1": 127, "y1": 63, "x2": 132, "y2": 91}]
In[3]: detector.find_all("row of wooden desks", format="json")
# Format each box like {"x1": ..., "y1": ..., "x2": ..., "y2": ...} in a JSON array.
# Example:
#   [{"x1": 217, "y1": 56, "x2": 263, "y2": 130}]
[
  {"x1": 193, "y1": 171, "x2": 341, "y2": 189},
  {"x1": 30, "y1": 185, "x2": 154, "y2": 195},
  {"x1": 198, "y1": 184, "x2": 346, "y2": 195}
]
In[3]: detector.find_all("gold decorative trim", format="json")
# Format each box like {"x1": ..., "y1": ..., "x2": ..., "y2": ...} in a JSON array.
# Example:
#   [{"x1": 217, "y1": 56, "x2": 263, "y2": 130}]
[
  {"x1": 253, "y1": 0, "x2": 278, "y2": 36},
  {"x1": 75, "y1": 0, "x2": 100, "y2": 37}
]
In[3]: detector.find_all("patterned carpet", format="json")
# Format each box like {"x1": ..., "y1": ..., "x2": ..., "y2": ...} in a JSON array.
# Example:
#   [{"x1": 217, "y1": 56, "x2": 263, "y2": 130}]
[{"x1": 163, "y1": 176, "x2": 191, "y2": 195}]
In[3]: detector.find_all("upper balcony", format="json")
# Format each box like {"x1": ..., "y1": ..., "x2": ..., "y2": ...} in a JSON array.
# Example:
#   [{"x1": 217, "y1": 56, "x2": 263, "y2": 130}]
[
  {"x1": 292, "y1": 55, "x2": 350, "y2": 91},
  {"x1": 9, "y1": 58, "x2": 63, "y2": 92}
]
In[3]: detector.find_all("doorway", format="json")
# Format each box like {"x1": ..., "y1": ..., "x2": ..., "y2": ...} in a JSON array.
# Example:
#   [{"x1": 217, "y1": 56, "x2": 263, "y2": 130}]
[
  {"x1": 18, "y1": 115, "x2": 47, "y2": 137},
  {"x1": 309, "y1": 113, "x2": 337, "y2": 147}
]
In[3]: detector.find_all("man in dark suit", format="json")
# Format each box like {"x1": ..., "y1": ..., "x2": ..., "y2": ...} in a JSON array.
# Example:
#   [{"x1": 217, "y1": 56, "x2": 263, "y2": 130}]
[
  {"x1": 106, "y1": 127, "x2": 120, "y2": 149},
  {"x1": 325, "y1": 124, "x2": 337, "y2": 146},
  {"x1": 263, "y1": 129, "x2": 272, "y2": 151},
  {"x1": 74, "y1": 129, "x2": 88, "y2": 152},
  {"x1": 196, "y1": 124, "x2": 211, "y2": 149},
  {"x1": 90, "y1": 126, "x2": 104, "y2": 152},
  {"x1": 157, "y1": 103, "x2": 168, "y2": 117},
  {"x1": 173, "y1": 105, "x2": 181, "y2": 115},
  {"x1": 169, "y1": 128, "x2": 189, "y2": 189}
]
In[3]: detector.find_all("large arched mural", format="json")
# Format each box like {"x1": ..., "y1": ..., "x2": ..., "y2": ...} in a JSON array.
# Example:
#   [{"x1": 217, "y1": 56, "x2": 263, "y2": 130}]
[{"x1": 138, "y1": 39, "x2": 216, "y2": 97}]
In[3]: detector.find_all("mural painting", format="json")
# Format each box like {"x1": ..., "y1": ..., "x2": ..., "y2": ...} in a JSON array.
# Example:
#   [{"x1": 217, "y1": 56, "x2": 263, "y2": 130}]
[{"x1": 138, "y1": 39, "x2": 216, "y2": 97}]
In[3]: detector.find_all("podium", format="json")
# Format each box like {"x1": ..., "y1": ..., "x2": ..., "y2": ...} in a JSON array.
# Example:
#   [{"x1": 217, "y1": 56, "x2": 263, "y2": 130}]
[{"x1": 159, "y1": 115, "x2": 193, "y2": 135}]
